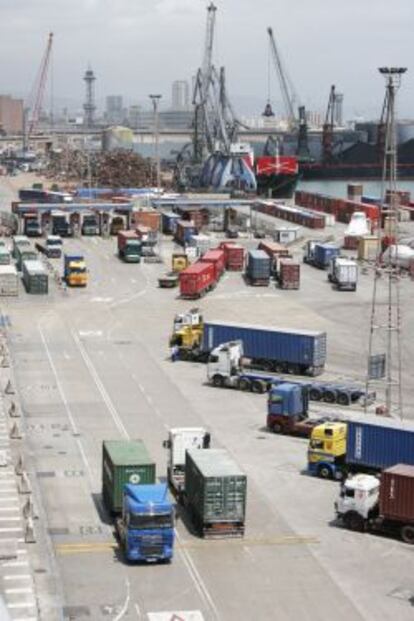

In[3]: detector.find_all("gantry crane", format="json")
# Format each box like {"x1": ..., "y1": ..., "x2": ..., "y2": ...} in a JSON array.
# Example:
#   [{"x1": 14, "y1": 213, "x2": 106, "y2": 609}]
[{"x1": 23, "y1": 32, "x2": 53, "y2": 152}]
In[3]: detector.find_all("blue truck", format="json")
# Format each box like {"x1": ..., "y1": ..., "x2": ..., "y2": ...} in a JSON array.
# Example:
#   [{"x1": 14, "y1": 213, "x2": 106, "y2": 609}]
[
  {"x1": 115, "y1": 483, "x2": 175, "y2": 563},
  {"x1": 304, "y1": 241, "x2": 340, "y2": 269},
  {"x1": 202, "y1": 321, "x2": 327, "y2": 376},
  {"x1": 308, "y1": 416, "x2": 414, "y2": 480}
]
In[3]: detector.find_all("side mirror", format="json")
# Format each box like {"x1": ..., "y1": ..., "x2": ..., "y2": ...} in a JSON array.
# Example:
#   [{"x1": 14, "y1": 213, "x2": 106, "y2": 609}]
[{"x1": 203, "y1": 433, "x2": 211, "y2": 449}]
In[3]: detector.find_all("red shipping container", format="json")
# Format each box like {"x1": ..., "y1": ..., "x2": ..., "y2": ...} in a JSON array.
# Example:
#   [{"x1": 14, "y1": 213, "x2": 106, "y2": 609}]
[
  {"x1": 258, "y1": 241, "x2": 289, "y2": 258},
  {"x1": 179, "y1": 262, "x2": 215, "y2": 299},
  {"x1": 380, "y1": 464, "x2": 414, "y2": 523},
  {"x1": 343, "y1": 235, "x2": 360, "y2": 250},
  {"x1": 117, "y1": 230, "x2": 139, "y2": 252},
  {"x1": 278, "y1": 259, "x2": 300, "y2": 289},
  {"x1": 200, "y1": 249, "x2": 225, "y2": 280},
  {"x1": 133, "y1": 210, "x2": 161, "y2": 232},
  {"x1": 226, "y1": 244, "x2": 244, "y2": 271}
]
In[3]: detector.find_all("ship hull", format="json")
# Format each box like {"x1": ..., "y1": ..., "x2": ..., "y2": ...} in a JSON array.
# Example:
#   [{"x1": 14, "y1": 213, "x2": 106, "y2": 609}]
[{"x1": 256, "y1": 173, "x2": 299, "y2": 199}]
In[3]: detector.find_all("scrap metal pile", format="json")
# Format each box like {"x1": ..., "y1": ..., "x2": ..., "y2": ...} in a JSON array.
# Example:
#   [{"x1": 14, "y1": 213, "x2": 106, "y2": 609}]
[{"x1": 46, "y1": 149, "x2": 154, "y2": 188}]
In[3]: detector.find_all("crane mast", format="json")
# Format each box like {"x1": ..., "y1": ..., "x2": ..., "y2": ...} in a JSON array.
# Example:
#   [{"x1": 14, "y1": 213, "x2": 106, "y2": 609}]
[
  {"x1": 267, "y1": 27, "x2": 296, "y2": 128},
  {"x1": 26, "y1": 32, "x2": 54, "y2": 150}
]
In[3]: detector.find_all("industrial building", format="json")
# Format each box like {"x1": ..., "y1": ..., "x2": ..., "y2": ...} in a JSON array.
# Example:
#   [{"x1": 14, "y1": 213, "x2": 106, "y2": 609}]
[{"x1": 0, "y1": 95, "x2": 23, "y2": 134}]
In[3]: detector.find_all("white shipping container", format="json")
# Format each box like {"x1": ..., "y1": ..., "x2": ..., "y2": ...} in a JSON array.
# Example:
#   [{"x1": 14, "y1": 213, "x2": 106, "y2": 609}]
[
  {"x1": 188, "y1": 234, "x2": 213, "y2": 256},
  {"x1": 333, "y1": 258, "x2": 358, "y2": 285},
  {"x1": 0, "y1": 265, "x2": 18, "y2": 296}
]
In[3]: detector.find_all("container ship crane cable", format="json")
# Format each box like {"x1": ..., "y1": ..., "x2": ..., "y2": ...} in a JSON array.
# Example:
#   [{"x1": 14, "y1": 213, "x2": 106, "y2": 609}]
[
  {"x1": 365, "y1": 67, "x2": 407, "y2": 420},
  {"x1": 24, "y1": 32, "x2": 54, "y2": 152}
]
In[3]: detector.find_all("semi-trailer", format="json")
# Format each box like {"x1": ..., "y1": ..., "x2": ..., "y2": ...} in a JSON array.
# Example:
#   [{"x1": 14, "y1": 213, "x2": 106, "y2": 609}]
[
  {"x1": 304, "y1": 241, "x2": 340, "y2": 269},
  {"x1": 163, "y1": 427, "x2": 211, "y2": 494},
  {"x1": 328, "y1": 257, "x2": 358, "y2": 291},
  {"x1": 102, "y1": 440, "x2": 175, "y2": 562},
  {"x1": 117, "y1": 231, "x2": 141, "y2": 263},
  {"x1": 308, "y1": 417, "x2": 414, "y2": 480},
  {"x1": 335, "y1": 465, "x2": 414, "y2": 544},
  {"x1": 35, "y1": 235, "x2": 62, "y2": 259},
  {"x1": 179, "y1": 262, "x2": 216, "y2": 299}
]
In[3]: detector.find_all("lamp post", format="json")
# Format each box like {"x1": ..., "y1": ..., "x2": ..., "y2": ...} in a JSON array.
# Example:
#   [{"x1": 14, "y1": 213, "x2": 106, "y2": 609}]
[{"x1": 149, "y1": 94, "x2": 162, "y2": 191}]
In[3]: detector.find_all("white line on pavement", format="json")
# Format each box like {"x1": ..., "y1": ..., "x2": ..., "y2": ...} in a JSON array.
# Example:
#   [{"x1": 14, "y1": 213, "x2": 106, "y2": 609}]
[{"x1": 3, "y1": 575, "x2": 32, "y2": 581}]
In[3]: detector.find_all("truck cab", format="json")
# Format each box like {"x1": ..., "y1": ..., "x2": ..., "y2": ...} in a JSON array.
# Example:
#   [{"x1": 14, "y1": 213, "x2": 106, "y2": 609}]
[
  {"x1": 64, "y1": 254, "x2": 88, "y2": 287},
  {"x1": 335, "y1": 474, "x2": 379, "y2": 528},
  {"x1": 170, "y1": 309, "x2": 204, "y2": 355},
  {"x1": 46, "y1": 235, "x2": 62, "y2": 258},
  {"x1": 308, "y1": 422, "x2": 347, "y2": 479},
  {"x1": 303, "y1": 240, "x2": 317, "y2": 264},
  {"x1": 82, "y1": 214, "x2": 99, "y2": 236},
  {"x1": 267, "y1": 383, "x2": 312, "y2": 435},
  {"x1": 116, "y1": 483, "x2": 175, "y2": 563},
  {"x1": 207, "y1": 341, "x2": 244, "y2": 388},
  {"x1": 24, "y1": 216, "x2": 42, "y2": 237},
  {"x1": 163, "y1": 427, "x2": 210, "y2": 494}
]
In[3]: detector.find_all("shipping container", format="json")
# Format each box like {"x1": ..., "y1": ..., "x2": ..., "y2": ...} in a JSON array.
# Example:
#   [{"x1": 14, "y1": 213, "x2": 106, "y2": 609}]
[
  {"x1": 201, "y1": 321, "x2": 327, "y2": 375},
  {"x1": 179, "y1": 262, "x2": 215, "y2": 299},
  {"x1": 255, "y1": 201, "x2": 325, "y2": 229},
  {"x1": 343, "y1": 235, "x2": 360, "y2": 250},
  {"x1": 313, "y1": 243, "x2": 340, "y2": 269},
  {"x1": 22, "y1": 259, "x2": 48, "y2": 294},
  {"x1": 380, "y1": 464, "x2": 414, "y2": 523},
  {"x1": 15, "y1": 246, "x2": 38, "y2": 272},
  {"x1": 132, "y1": 210, "x2": 161, "y2": 232},
  {"x1": 102, "y1": 440, "x2": 156, "y2": 514},
  {"x1": 278, "y1": 259, "x2": 300, "y2": 289},
  {"x1": 162, "y1": 211, "x2": 181, "y2": 234},
  {"x1": 188, "y1": 234, "x2": 212, "y2": 257},
  {"x1": 224, "y1": 244, "x2": 244, "y2": 271},
  {"x1": 175, "y1": 220, "x2": 198, "y2": 246},
  {"x1": 358, "y1": 236, "x2": 379, "y2": 261},
  {"x1": 0, "y1": 248, "x2": 11, "y2": 265},
  {"x1": 246, "y1": 250, "x2": 271, "y2": 285},
  {"x1": 200, "y1": 249, "x2": 225, "y2": 279},
  {"x1": 185, "y1": 448, "x2": 247, "y2": 537},
  {"x1": 346, "y1": 418, "x2": 414, "y2": 471},
  {"x1": 0, "y1": 265, "x2": 18, "y2": 296},
  {"x1": 12, "y1": 235, "x2": 30, "y2": 259}
]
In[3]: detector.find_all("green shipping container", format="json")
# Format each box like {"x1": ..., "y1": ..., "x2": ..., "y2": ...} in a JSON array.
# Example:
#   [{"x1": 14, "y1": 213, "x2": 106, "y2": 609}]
[
  {"x1": 12, "y1": 236, "x2": 30, "y2": 259},
  {"x1": 185, "y1": 449, "x2": 247, "y2": 533},
  {"x1": 102, "y1": 440, "x2": 156, "y2": 514},
  {"x1": 16, "y1": 246, "x2": 37, "y2": 271}
]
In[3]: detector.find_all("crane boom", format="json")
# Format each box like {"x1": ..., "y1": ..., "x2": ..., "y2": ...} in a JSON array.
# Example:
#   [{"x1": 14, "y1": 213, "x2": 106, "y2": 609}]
[
  {"x1": 267, "y1": 27, "x2": 296, "y2": 126},
  {"x1": 27, "y1": 32, "x2": 53, "y2": 140}
]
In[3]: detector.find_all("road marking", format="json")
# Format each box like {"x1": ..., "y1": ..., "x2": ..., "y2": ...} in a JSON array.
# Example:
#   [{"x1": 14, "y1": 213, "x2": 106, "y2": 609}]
[
  {"x1": 0, "y1": 507, "x2": 19, "y2": 512},
  {"x1": 3, "y1": 575, "x2": 32, "y2": 581},
  {"x1": 3, "y1": 561, "x2": 29, "y2": 568},
  {"x1": 5, "y1": 587, "x2": 33, "y2": 594},
  {"x1": 0, "y1": 496, "x2": 19, "y2": 502},
  {"x1": 0, "y1": 527, "x2": 23, "y2": 532},
  {"x1": 7, "y1": 601, "x2": 36, "y2": 609},
  {"x1": 0, "y1": 516, "x2": 20, "y2": 521}
]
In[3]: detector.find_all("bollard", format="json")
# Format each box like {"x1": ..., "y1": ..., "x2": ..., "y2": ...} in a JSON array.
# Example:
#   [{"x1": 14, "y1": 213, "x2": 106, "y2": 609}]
[
  {"x1": 8, "y1": 401, "x2": 19, "y2": 418},
  {"x1": 19, "y1": 471, "x2": 31, "y2": 494},
  {"x1": 0, "y1": 450, "x2": 8, "y2": 467},
  {"x1": 15, "y1": 455, "x2": 24, "y2": 475},
  {"x1": 1, "y1": 357, "x2": 10, "y2": 368},
  {"x1": 10, "y1": 422, "x2": 22, "y2": 440},
  {"x1": 5, "y1": 380, "x2": 14, "y2": 395},
  {"x1": 22, "y1": 497, "x2": 34, "y2": 519},
  {"x1": 24, "y1": 517, "x2": 36, "y2": 544}
]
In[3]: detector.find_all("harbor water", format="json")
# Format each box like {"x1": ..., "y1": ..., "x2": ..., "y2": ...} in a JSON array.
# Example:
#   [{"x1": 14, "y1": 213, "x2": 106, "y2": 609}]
[{"x1": 298, "y1": 179, "x2": 414, "y2": 200}]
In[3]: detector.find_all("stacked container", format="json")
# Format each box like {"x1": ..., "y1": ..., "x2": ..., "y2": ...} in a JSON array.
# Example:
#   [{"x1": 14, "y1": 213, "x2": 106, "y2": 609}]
[
  {"x1": 220, "y1": 243, "x2": 244, "y2": 271},
  {"x1": 175, "y1": 220, "x2": 198, "y2": 246},
  {"x1": 22, "y1": 260, "x2": 48, "y2": 294},
  {"x1": 162, "y1": 211, "x2": 181, "y2": 234},
  {"x1": 246, "y1": 250, "x2": 271, "y2": 285},
  {"x1": 185, "y1": 448, "x2": 247, "y2": 538},
  {"x1": 0, "y1": 265, "x2": 18, "y2": 296},
  {"x1": 278, "y1": 259, "x2": 300, "y2": 290},
  {"x1": 188, "y1": 234, "x2": 212, "y2": 257},
  {"x1": 200, "y1": 249, "x2": 225, "y2": 280}
]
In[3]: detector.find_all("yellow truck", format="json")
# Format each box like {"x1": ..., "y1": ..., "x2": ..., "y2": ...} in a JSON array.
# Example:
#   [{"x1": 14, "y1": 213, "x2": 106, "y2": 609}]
[
  {"x1": 307, "y1": 422, "x2": 347, "y2": 479},
  {"x1": 172, "y1": 253, "x2": 189, "y2": 273},
  {"x1": 64, "y1": 254, "x2": 88, "y2": 287},
  {"x1": 169, "y1": 308, "x2": 204, "y2": 360}
]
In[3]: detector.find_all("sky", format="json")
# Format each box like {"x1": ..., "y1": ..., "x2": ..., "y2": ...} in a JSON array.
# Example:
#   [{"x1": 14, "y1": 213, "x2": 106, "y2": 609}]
[{"x1": 0, "y1": 0, "x2": 413, "y2": 120}]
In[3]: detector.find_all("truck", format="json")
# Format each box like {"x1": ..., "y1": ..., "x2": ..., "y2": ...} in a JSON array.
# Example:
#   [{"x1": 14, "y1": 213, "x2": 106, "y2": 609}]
[
  {"x1": 308, "y1": 416, "x2": 414, "y2": 480},
  {"x1": 23, "y1": 215, "x2": 42, "y2": 237},
  {"x1": 12, "y1": 235, "x2": 30, "y2": 259},
  {"x1": 179, "y1": 262, "x2": 216, "y2": 299},
  {"x1": 163, "y1": 427, "x2": 211, "y2": 494},
  {"x1": 328, "y1": 257, "x2": 358, "y2": 291},
  {"x1": 82, "y1": 213, "x2": 100, "y2": 236},
  {"x1": 51, "y1": 211, "x2": 72, "y2": 237},
  {"x1": 35, "y1": 235, "x2": 62, "y2": 259},
  {"x1": 335, "y1": 465, "x2": 414, "y2": 544},
  {"x1": 184, "y1": 448, "x2": 247, "y2": 538},
  {"x1": 117, "y1": 231, "x2": 141, "y2": 263},
  {"x1": 303, "y1": 241, "x2": 340, "y2": 269},
  {"x1": 266, "y1": 382, "x2": 321, "y2": 436},
  {"x1": 171, "y1": 252, "x2": 189, "y2": 273},
  {"x1": 102, "y1": 440, "x2": 175, "y2": 562},
  {"x1": 64, "y1": 254, "x2": 88, "y2": 287},
  {"x1": 15, "y1": 244, "x2": 37, "y2": 271}
]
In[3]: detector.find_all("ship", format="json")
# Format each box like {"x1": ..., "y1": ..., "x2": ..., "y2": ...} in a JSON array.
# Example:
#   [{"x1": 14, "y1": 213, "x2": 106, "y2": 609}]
[{"x1": 255, "y1": 154, "x2": 300, "y2": 198}]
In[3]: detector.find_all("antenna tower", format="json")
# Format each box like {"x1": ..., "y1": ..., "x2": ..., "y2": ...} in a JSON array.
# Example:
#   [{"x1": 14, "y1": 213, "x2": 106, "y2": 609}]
[
  {"x1": 365, "y1": 67, "x2": 407, "y2": 419},
  {"x1": 83, "y1": 66, "x2": 96, "y2": 128}
]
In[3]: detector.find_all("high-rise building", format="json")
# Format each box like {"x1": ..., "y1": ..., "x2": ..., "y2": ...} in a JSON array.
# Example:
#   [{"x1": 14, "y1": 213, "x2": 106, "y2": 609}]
[
  {"x1": 171, "y1": 80, "x2": 190, "y2": 111},
  {"x1": 83, "y1": 67, "x2": 96, "y2": 128},
  {"x1": 0, "y1": 95, "x2": 23, "y2": 134},
  {"x1": 106, "y1": 95, "x2": 124, "y2": 125}
]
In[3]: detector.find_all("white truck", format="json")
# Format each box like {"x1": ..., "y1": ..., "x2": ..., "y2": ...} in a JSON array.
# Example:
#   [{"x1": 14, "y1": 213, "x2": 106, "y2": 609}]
[
  {"x1": 163, "y1": 427, "x2": 210, "y2": 494},
  {"x1": 328, "y1": 257, "x2": 358, "y2": 291}
]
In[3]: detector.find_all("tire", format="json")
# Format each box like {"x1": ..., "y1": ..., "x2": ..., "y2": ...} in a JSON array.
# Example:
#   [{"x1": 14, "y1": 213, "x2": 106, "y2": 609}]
[
  {"x1": 238, "y1": 378, "x2": 251, "y2": 391},
  {"x1": 251, "y1": 380, "x2": 266, "y2": 394},
  {"x1": 401, "y1": 525, "x2": 414, "y2": 544},
  {"x1": 323, "y1": 390, "x2": 336, "y2": 404},
  {"x1": 344, "y1": 512, "x2": 365, "y2": 532},
  {"x1": 317, "y1": 464, "x2": 332, "y2": 480},
  {"x1": 271, "y1": 423, "x2": 283, "y2": 434},
  {"x1": 309, "y1": 388, "x2": 322, "y2": 401},
  {"x1": 212, "y1": 374, "x2": 224, "y2": 388},
  {"x1": 337, "y1": 392, "x2": 351, "y2": 406},
  {"x1": 272, "y1": 363, "x2": 284, "y2": 374}
]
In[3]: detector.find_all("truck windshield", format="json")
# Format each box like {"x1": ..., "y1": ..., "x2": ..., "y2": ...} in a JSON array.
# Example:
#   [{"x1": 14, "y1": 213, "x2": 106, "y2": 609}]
[
  {"x1": 129, "y1": 512, "x2": 173, "y2": 529},
  {"x1": 269, "y1": 394, "x2": 283, "y2": 403},
  {"x1": 309, "y1": 439, "x2": 324, "y2": 450},
  {"x1": 71, "y1": 267, "x2": 86, "y2": 274}
]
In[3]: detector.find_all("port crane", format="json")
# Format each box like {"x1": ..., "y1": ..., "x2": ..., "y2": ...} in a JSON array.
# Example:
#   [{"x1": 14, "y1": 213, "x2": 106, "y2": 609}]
[
  {"x1": 265, "y1": 27, "x2": 310, "y2": 161},
  {"x1": 23, "y1": 32, "x2": 54, "y2": 153}
]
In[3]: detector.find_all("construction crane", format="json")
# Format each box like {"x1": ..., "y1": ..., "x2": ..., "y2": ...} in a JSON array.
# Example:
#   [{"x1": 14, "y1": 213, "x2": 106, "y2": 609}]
[
  {"x1": 23, "y1": 32, "x2": 53, "y2": 152},
  {"x1": 322, "y1": 85, "x2": 336, "y2": 163},
  {"x1": 365, "y1": 67, "x2": 407, "y2": 420}
]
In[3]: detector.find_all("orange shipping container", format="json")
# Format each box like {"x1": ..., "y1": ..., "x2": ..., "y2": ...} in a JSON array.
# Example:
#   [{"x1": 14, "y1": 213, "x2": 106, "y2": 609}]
[{"x1": 132, "y1": 210, "x2": 160, "y2": 232}]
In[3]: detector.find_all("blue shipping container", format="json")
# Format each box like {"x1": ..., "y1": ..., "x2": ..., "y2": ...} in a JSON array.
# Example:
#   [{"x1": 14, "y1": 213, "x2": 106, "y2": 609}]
[
  {"x1": 346, "y1": 418, "x2": 414, "y2": 470},
  {"x1": 202, "y1": 322, "x2": 327, "y2": 372},
  {"x1": 314, "y1": 243, "x2": 340, "y2": 268},
  {"x1": 162, "y1": 212, "x2": 181, "y2": 234},
  {"x1": 247, "y1": 250, "x2": 271, "y2": 279}
]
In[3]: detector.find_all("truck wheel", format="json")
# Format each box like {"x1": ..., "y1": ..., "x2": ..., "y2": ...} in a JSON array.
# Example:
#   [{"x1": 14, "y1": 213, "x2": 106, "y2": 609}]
[
  {"x1": 238, "y1": 378, "x2": 251, "y2": 391},
  {"x1": 317, "y1": 464, "x2": 332, "y2": 480},
  {"x1": 323, "y1": 390, "x2": 336, "y2": 404},
  {"x1": 337, "y1": 392, "x2": 351, "y2": 406},
  {"x1": 344, "y1": 512, "x2": 365, "y2": 532},
  {"x1": 212, "y1": 374, "x2": 224, "y2": 388},
  {"x1": 251, "y1": 380, "x2": 266, "y2": 394},
  {"x1": 309, "y1": 388, "x2": 322, "y2": 401},
  {"x1": 401, "y1": 525, "x2": 414, "y2": 544},
  {"x1": 272, "y1": 423, "x2": 283, "y2": 434}
]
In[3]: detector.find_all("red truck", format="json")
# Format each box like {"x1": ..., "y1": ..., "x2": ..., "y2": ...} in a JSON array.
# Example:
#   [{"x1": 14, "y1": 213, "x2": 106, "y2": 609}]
[
  {"x1": 200, "y1": 249, "x2": 225, "y2": 280},
  {"x1": 179, "y1": 262, "x2": 215, "y2": 299}
]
